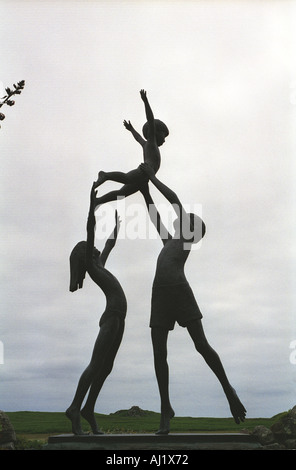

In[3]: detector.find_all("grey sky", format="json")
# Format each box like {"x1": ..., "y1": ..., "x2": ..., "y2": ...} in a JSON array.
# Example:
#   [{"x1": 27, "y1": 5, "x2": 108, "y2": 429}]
[{"x1": 0, "y1": 0, "x2": 295, "y2": 419}]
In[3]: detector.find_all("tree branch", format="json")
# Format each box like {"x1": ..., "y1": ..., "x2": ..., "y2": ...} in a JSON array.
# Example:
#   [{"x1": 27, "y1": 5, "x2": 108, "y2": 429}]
[{"x1": 0, "y1": 80, "x2": 25, "y2": 127}]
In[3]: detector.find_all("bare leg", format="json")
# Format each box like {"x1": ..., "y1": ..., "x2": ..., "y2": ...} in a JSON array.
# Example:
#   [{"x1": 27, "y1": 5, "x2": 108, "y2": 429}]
[
  {"x1": 95, "y1": 169, "x2": 145, "y2": 188},
  {"x1": 95, "y1": 171, "x2": 129, "y2": 187},
  {"x1": 81, "y1": 320, "x2": 125, "y2": 434},
  {"x1": 187, "y1": 319, "x2": 246, "y2": 424},
  {"x1": 151, "y1": 328, "x2": 175, "y2": 434},
  {"x1": 95, "y1": 182, "x2": 139, "y2": 207},
  {"x1": 66, "y1": 317, "x2": 121, "y2": 435}
]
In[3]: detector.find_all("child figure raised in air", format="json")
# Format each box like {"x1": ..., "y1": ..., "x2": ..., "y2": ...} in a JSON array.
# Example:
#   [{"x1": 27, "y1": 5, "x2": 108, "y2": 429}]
[{"x1": 94, "y1": 90, "x2": 169, "y2": 208}]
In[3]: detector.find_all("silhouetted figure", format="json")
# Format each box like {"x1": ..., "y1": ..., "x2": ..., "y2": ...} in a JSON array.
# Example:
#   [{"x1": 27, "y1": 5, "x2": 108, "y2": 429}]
[
  {"x1": 66, "y1": 183, "x2": 127, "y2": 435},
  {"x1": 140, "y1": 163, "x2": 246, "y2": 434},
  {"x1": 94, "y1": 90, "x2": 168, "y2": 207}
]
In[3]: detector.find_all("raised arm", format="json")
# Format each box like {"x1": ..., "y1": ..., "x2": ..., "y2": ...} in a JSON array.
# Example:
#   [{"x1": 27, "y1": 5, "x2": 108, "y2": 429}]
[
  {"x1": 86, "y1": 182, "x2": 97, "y2": 267},
  {"x1": 140, "y1": 163, "x2": 192, "y2": 237},
  {"x1": 100, "y1": 210, "x2": 121, "y2": 266},
  {"x1": 123, "y1": 120, "x2": 145, "y2": 147},
  {"x1": 140, "y1": 184, "x2": 171, "y2": 244},
  {"x1": 140, "y1": 89, "x2": 156, "y2": 139}
]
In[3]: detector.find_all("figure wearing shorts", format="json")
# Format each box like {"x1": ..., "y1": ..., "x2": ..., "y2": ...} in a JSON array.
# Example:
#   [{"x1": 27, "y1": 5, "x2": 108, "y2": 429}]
[
  {"x1": 140, "y1": 165, "x2": 247, "y2": 435},
  {"x1": 150, "y1": 281, "x2": 202, "y2": 330}
]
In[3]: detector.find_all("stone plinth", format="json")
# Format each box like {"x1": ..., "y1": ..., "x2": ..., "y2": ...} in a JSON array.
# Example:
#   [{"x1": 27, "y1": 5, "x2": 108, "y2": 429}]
[{"x1": 45, "y1": 433, "x2": 261, "y2": 450}]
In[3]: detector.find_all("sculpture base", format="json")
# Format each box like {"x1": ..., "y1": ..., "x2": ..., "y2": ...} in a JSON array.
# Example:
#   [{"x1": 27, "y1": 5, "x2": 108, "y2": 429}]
[{"x1": 45, "y1": 432, "x2": 261, "y2": 450}]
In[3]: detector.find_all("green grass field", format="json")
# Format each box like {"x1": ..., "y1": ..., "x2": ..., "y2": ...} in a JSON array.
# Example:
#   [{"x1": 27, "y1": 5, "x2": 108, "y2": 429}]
[{"x1": 6, "y1": 409, "x2": 286, "y2": 444}]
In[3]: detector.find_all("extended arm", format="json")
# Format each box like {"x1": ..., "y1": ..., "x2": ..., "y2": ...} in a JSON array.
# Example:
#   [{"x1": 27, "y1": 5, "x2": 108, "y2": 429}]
[
  {"x1": 140, "y1": 90, "x2": 155, "y2": 139},
  {"x1": 140, "y1": 164, "x2": 192, "y2": 234},
  {"x1": 123, "y1": 120, "x2": 145, "y2": 147},
  {"x1": 86, "y1": 182, "x2": 97, "y2": 267},
  {"x1": 100, "y1": 210, "x2": 121, "y2": 266},
  {"x1": 141, "y1": 184, "x2": 171, "y2": 244}
]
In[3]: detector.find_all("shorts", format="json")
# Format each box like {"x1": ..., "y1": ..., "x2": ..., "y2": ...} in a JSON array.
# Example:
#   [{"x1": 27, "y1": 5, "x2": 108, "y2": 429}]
[
  {"x1": 150, "y1": 281, "x2": 202, "y2": 331},
  {"x1": 99, "y1": 308, "x2": 126, "y2": 327},
  {"x1": 125, "y1": 166, "x2": 149, "y2": 186}
]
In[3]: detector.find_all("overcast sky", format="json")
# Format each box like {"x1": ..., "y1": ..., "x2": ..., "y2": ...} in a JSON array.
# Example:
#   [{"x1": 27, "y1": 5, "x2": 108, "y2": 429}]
[{"x1": 1, "y1": 0, "x2": 295, "y2": 422}]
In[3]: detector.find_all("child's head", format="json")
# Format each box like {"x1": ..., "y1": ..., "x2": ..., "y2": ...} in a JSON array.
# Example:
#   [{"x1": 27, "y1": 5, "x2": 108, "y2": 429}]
[{"x1": 142, "y1": 119, "x2": 169, "y2": 146}]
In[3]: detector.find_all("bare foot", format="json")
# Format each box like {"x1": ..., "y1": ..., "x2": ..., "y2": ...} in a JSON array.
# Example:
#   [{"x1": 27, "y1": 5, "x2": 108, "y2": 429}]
[
  {"x1": 66, "y1": 406, "x2": 86, "y2": 435},
  {"x1": 94, "y1": 171, "x2": 106, "y2": 188},
  {"x1": 81, "y1": 407, "x2": 104, "y2": 435},
  {"x1": 156, "y1": 407, "x2": 175, "y2": 435},
  {"x1": 227, "y1": 387, "x2": 246, "y2": 424}
]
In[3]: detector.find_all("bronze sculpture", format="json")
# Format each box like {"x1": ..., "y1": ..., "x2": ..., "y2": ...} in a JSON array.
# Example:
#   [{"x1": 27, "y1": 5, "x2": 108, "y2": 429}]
[
  {"x1": 140, "y1": 163, "x2": 246, "y2": 434},
  {"x1": 94, "y1": 90, "x2": 168, "y2": 207},
  {"x1": 66, "y1": 184, "x2": 127, "y2": 435},
  {"x1": 67, "y1": 90, "x2": 246, "y2": 436}
]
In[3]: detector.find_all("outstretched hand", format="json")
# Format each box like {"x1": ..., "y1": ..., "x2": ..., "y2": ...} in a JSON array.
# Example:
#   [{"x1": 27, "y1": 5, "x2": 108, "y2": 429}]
[
  {"x1": 111, "y1": 209, "x2": 121, "y2": 242},
  {"x1": 140, "y1": 89, "x2": 147, "y2": 101},
  {"x1": 90, "y1": 182, "x2": 97, "y2": 207},
  {"x1": 140, "y1": 162, "x2": 155, "y2": 179},
  {"x1": 114, "y1": 209, "x2": 121, "y2": 230},
  {"x1": 123, "y1": 120, "x2": 133, "y2": 131}
]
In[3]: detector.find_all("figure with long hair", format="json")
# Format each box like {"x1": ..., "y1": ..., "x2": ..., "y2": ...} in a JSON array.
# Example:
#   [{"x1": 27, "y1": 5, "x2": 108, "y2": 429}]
[
  {"x1": 66, "y1": 183, "x2": 127, "y2": 435},
  {"x1": 140, "y1": 163, "x2": 246, "y2": 434}
]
